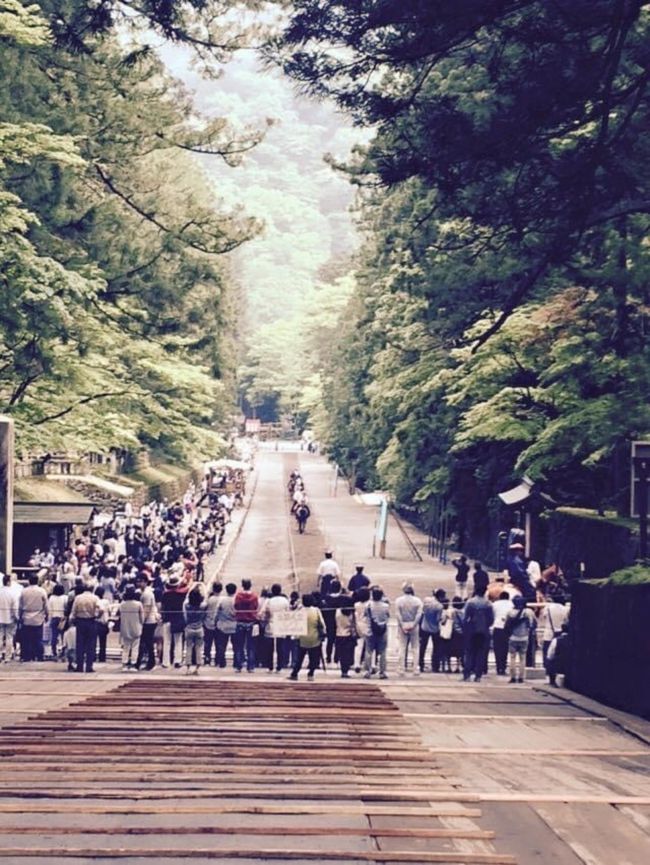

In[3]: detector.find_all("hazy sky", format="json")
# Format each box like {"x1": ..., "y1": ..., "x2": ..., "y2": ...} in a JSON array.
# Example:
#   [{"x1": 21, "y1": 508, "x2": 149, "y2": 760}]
[{"x1": 159, "y1": 42, "x2": 365, "y2": 327}]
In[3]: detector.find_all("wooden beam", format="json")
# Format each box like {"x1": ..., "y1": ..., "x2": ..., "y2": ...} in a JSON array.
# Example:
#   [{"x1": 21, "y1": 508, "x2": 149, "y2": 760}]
[
  {"x1": 0, "y1": 803, "x2": 482, "y2": 817},
  {"x1": 0, "y1": 847, "x2": 515, "y2": 862},
  {"x1": 0, "y1": 827, "x2": 495, "y2": 840}
]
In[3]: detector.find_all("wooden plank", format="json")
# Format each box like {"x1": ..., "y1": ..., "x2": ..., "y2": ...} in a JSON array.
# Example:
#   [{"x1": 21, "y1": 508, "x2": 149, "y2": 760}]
[
  {"x1": 427, "y1": 748, "x2": 649, "y2": 756},
  {"x1": 0, "y1": 827, "x2": 495, "y2": 840},
  {"x1": 0, "y1": 803, "x2": 482, "y2": 818},
  {"x1": 479, "y1": 802, "x2": 585, "y2": 865},
  {"x1": 0, "y1": 789, "x2": 479, "y2": 803},
  {"x1": 0, "y1": 847, "x2": 516, "y2": 862},
  {"x1": 405, "y1": 714, "x2": 606, "y2": 722},
  {"x1": 534, "y1": 801, "x2": 650, "y2": 865}
]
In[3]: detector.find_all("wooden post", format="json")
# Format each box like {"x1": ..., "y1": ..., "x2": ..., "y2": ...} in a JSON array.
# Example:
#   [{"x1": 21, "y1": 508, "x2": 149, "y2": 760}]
[{"x1": 0, "y1": 416, "x2": 14, "y2": 575}]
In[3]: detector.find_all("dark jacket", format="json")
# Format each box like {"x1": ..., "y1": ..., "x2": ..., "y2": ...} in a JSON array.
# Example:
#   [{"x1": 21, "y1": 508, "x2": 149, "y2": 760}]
[
  {"x1": 161, "y1": 588, "x2": 187, "y2": 633},
  {"x1": 462, "y1": 596, "x2": 494, "y2": 636}
]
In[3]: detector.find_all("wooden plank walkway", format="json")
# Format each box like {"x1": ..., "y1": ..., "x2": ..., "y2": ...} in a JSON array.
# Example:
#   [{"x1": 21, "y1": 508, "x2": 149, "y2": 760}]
[{"x1": 0, "y1": 679, "x2": 513, "y2": 864}]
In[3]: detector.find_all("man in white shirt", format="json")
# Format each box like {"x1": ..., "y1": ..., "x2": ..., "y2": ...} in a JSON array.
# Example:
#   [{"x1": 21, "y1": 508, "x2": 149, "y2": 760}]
[
  {"x1": 19, "y1": 574, "x2": 48, "y2": 662},
  {"x1": 491, "y1": 591, "x2": 514, "y2": 675},
  {"x1": 395, "y1": 583, "x2": 423, "y2": 675},
  {"x1": 0, "y1": 574, "x2": 18, "y2": 662},
  {"x1": 263, "y1": 583, "x2": 290, "y2": 672},
  {"x1": 317, "y1": 551, "x2": 341, "y2": 595},
  {"x1": 540, "y1": 593, "x2": 569, "y2": 663},
  {"x1": 136, "y1": 576, "x2": 159, "y2": 671}
]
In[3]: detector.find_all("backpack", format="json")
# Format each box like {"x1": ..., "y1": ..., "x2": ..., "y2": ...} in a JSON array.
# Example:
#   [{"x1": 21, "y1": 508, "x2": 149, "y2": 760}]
[{"x1": 369, "y1": 609, "x2": 387, "y2": 638}]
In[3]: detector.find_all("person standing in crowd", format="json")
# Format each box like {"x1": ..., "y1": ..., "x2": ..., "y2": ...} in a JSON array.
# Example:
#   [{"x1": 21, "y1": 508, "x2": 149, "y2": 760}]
[
  {"x1": 234, "y1": 578, "x2": 259, "y2": 673},
  {"x1": 539, "y1": 592, "x2": 569, "y2": 664},
  {"x1": 203, "y1": 582, "x2": 222, "y2": 666},
  {"x1": 335, "y1": 603, "x2": 357, "y2": 678},
  {"x1": 546, "y1": 622, "x2": 570, "y2": 687},
  {"x1": 316, "y1": 550, "x2": 341, "y2": 596},
  {"x1": 19, "y1": 574, "x2": 48, "y2": 662},
  {"x1": 505, "y1": 595, "x2": 536, "y2": 683},
  {"x1": 63, "y1": 622, "x2": 77, "y2": 671},
  {"x1": 395, "y1": 583, "x2": 423, "y2": 675},
  {"x1": 161, "y1": 572, "x2": 187, "y2": 669},
  {"x1": 447, "y1": 597, "x2": 465, "y2": 674},
  {"x1": 322, "y1": 579, "x2": 345, "y2": 664},
  {"x1": 183, "y1": 585, "x2": 207, "y2": 675},
  {"x1": 0, "y1": 573, "x2": 18, "y2": 662},
  {"x1": 119, "y1": 584, "x2": 144, "y2": 670},
  {"x1": 289, "y1": 594, "x2": 326, "y2": 681},
  {"x1": 47, "y1": 584, "x2": 67, "y2": 660},
  {"x1": 136, "y1": 574, "x2": 159, "y2": 671},
  {"x1": 262, "y1": 583, "x2": 290, "y2": 673},
  {"x1": 364, "y1": 586, "x2": 390, "y2": 679},
  {"x1": 419, "y1": 587, "x2": 444, "y2": 673},
  {"x1": 462, "y1": 588, "x2": 494, "y2": 682},
  {"x1": 438, "y1": 597, "x2": 453, "y2": 672},
  {"x1": 452, "y1": 554, "x2": 470, "y2": 601},
  {"x1": 215, "y1": 583, "x2": 238, "y2": 668},
  {"x1": 353, "y1": 586, "x2": 371, "y2": 672},
  {"x1": 94, "y1": 586, "x2": 111, "y2": 663},
  {"x1": 69, "y1": 583, "x2": 100, "y2": 673},
  {"x1": 347, "y1": 564, "x2": 370, "y2": 596},
  {"x1": 491, "y1": 591, "x2": 514, "y2": 676}
]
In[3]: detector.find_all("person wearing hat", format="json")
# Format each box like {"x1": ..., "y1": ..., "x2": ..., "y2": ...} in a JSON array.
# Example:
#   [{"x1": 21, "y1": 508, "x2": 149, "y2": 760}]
[
  {"x1": 504, "y1": 595, "x2": 536, "y2": 683},
  {"x1": 119, "y1": 584, "x2": 144, "y2": 670},
  {"x1": 316, "y1": 551, "x2": 341, "y2": 596},
  {"x1": 161, "y1": 572, "x2": 189, "y2": 668},
  {"x1": 347, "y1": 565, "x2": 370, "y2": 596},
  {"x1": 451, "y1": 555, "x2": 470, "y2": 601}
]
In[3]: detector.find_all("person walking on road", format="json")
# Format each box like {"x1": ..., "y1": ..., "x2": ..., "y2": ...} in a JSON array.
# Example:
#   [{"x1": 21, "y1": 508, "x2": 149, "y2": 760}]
[
  {"x1": 462, "y1": 589, "x2": 494, "y2": 682},
  {"x1": 395, "y1": 583, "x2": 423, "y2": 675},
  {"x1": 472, "y1": 562, "x2": 490, "y2": 596},
  {"x1": 348, "y1": 565, "x2": 370, "y2": 596},
  {"x1": 289, "y1": 594, "x2": 326, "y2": 681},
  {"x1": 234, "y1": 579, "x2": 259, "y2": 673},
  {"x1": 316, "y1": 551, "x2": 341, "y2": 596},
  {"x1": 452, "y1": 555, "x2": 470, "y2": 601},
  {"x1": 539, "y1": 592, "x2": 569, "y2": 664},
  {"x1": 364, "y1": 586, "x2": 390, "y2": 679}
]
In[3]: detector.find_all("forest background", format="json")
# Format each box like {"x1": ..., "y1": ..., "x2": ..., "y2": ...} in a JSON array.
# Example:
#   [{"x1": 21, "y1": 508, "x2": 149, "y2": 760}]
[{"x1": 1, "y1": 1, "x2": 649, "y2": 561}]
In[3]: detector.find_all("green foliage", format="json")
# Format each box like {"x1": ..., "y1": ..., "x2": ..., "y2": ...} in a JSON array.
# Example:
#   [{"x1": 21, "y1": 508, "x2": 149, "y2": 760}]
[
  {"x1": 273, "y1": 1, "x2": 650, "y2": 559},
  {"x1": 603, "y1": 566, "x2": 650, "y2": 586},
  {"x1": 0, "y1": 3, "x2": 260, "y2": 460}
]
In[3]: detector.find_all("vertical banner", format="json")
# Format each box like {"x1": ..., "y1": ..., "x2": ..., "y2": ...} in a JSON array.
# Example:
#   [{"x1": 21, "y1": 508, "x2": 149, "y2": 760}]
[
  {"x1": 376, "y1": 498, "x2": 389, "y2": 559},
  {"x1": 0, "y1": 416, "x2": 14, "y2": 575}
]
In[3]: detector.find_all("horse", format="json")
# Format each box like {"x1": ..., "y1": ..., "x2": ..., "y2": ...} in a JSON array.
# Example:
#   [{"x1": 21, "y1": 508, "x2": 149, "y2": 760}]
[{"x1": 295, "y1": 503, "x2": 311, "y2": 534}]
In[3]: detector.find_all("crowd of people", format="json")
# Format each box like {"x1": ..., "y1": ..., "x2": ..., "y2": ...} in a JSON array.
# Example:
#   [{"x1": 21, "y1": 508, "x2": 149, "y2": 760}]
[
  {"x1": 0, "y1": 464, "x2": 571, "y2": 686},
  {"x1": 0, "y1": 477, "x2": 240, "y2": 673}
]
